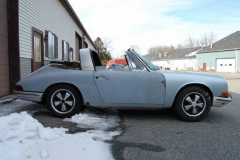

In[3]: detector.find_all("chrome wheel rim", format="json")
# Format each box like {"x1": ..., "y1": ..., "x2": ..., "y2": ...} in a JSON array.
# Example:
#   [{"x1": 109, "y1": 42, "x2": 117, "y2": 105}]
[
  {"x1": 51, "y1": 89, "x2": 75, "y2": 114},
  {"x1": 182, "y1": 92, "x2": 206, "y2": 117}
]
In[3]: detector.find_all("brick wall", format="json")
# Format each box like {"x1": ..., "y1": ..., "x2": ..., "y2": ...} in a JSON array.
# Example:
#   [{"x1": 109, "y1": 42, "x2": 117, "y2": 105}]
[
  {"x1": 20, "y1": 58, "x2": 31, "y2": 79},
  {"x1": 0, "y1": 0, "x2": 10, "y2": 96}
]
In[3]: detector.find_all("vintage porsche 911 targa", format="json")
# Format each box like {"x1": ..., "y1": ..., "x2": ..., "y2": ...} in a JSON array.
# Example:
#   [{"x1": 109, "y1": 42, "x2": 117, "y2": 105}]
[{"x1": 14, "y1": 48, "x2": 232, "y2": 121}]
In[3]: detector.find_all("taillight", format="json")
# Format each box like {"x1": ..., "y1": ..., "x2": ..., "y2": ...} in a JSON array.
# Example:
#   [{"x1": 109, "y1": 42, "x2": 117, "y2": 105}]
[{"x1": 15, "y1": 85, "x2": 23, "y2": 91}]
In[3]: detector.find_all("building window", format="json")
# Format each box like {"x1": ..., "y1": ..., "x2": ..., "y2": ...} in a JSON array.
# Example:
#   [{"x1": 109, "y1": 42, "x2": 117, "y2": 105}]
[
  {"x1": 34, "y1": 35, "x2": 42, "y2": 62},
  {"x1": 45, "y1": 30, "x2": 58, "y2": 58},
  {"x1": 48, "y1": 32, "x2": 57, "y2": 58},
  {"x1": 62, "y1": 40, "x2": 69, "y2": 60},
  {"x1": 69, "y1": 48, "x2": 73, "y2": 61}
]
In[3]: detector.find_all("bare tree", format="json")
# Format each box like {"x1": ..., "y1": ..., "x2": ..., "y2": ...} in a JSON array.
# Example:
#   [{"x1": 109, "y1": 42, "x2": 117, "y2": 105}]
[
  {"x1": 185, "y1": 35, "x2": 195, "y2": 48},
  {"x1": 147, "y1": 45, "x2": 175, "y2": 55},
  {"x1": 176, "y1": 43, "x2": 184, "y2": 49},
  {"x1": 208, "y1": 31, "x2": 217, "y2": 45},
  {"x1": 195, "y1": 39, "x2": 201, "y2": 47},
  {"x1": 102, "y1": 37, "x2": 113, "y2": 52},
  {"x1": 185, "y1": 32, "x2": 217, "y2": 47},
  {"x1": 201, "y1": 33, "x2": 208, "y2": 47},
  {"x1": 146, "y1": 31, "x2": 217, "y2": 55},
  {"x1": 147, "y1": 47, "x2": 157, "y2": 55},
  {"x1": 197, "y1": 32, "x2": 217, "y2": 47}
]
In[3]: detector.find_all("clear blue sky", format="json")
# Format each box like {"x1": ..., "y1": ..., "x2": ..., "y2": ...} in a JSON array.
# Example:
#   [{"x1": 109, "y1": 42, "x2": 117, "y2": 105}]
[
  {"x1": 168, "y1": 0, "x2": 240, "y2": 23},
  {"x1": 69, "y1": 0, "x2": 240, "y2": 57}
]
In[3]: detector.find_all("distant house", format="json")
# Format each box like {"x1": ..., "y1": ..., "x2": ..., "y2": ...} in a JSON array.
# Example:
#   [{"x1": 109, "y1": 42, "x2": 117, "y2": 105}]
[
  {"x1": 0, "y1": 0, "x2": 96, "y2": 97},
  {"x1": 197, "y1": 31, "x2": 240, "y2": 72},
  {"x1": 145, "y1": 47, "x2": 202, "y2": 71}
]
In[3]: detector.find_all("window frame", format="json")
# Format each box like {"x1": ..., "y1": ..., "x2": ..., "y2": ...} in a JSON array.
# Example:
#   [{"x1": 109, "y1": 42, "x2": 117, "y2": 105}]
[
  {"x1": 62, "y1": 40, "x2": 70, "y2": 60},
  {"x1": 32, "y1": 27, "x2": 44, "y2": 72},
  {"x1": 126, "y1": 52, "x2": 146, "y2": 71},
  {"x1": 45, "y1": 30, "x2": 58, "y2": 59}
]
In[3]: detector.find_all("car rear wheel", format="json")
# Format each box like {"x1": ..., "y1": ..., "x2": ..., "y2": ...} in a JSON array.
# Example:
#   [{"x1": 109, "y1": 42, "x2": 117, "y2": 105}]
[
  {"x1": 174, "y1": 86, "x2": 211, "y2": 122},
  {"x1": 47, "y1": 85, "x2": 82, "y2": 118}
]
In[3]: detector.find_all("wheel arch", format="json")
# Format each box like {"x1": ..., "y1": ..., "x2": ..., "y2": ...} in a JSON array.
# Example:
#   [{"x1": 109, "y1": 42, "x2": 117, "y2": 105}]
[
  {"x1": 41, "y1": 83, "x2": 84, "y2": 105},
  {"x1": 172, "y1": 83, "x2": 213, "y2": 107}
]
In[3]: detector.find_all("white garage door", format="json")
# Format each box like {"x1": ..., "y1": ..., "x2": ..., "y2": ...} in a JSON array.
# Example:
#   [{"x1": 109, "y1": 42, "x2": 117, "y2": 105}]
[{"x1": 216, "y1": 59, "x2": 235, "y2": 72}]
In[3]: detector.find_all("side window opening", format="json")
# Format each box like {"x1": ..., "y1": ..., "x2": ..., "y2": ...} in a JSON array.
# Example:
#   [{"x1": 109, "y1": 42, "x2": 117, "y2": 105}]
[
  {"x1": 127, "y1": 52, "x2": 144, "y2": 70},
  {"x1": 91, "y1": 51, "x2": 102, "y2": 66}
]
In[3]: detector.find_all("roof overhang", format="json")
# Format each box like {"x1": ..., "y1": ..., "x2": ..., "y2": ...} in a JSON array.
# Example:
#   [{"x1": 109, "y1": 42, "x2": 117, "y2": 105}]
[
  {"x1": 151, "y1": 58, "x2": 196, "y2": 62},
  {"x1": 197, "y1": 48, "x2": 240, "y2": 54}
]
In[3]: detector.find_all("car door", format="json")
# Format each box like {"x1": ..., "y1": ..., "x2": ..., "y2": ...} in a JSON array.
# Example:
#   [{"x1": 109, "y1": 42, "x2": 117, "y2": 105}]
[
  {"x1": 94, "y1": 52, "x2": 165, "y2": 104},
  {"x1": 94, "y1": 70, "x2": 150, "y2": 104}
]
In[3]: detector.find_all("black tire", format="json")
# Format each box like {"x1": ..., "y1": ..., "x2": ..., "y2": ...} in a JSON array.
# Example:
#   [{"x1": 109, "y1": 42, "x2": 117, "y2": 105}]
[
  {"x1": 174, "y1": 86, "x2": 211, "y2": 122},
  {"x1": 47, "y1": 85, "x2": 82, "y2": 118}
]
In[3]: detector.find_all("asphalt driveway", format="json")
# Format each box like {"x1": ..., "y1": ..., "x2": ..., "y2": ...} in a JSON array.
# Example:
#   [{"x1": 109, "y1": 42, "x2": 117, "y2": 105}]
[
  {"x1": 112, "y1": 72, "x2": 240, "y2": 160},
  {"x1": 0, "y1": 72, "x2": 239, "y2": 160}
]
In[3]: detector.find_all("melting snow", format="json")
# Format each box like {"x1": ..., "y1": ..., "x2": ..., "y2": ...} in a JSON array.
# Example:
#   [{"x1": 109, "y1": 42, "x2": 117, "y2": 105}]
[
  {"x1": 0, "y1": 100, "x2": 121, "y2": 160},
  {"x1": 0, "y1": 98, "x2": 14, "y2": 104},
  {"x1": 64, "y1": 108, "x2": 121, "y2": 141},
  {"x1": 64, "y1": 108, "x2": 120, "y2": 130},
  {"x1": 0, "y1": 99, "x2": 36, "y2": 116}
]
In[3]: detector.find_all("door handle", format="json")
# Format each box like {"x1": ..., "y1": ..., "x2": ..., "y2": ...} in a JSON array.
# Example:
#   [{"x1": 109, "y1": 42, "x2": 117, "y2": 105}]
[{"x1": 95, "y1": 76, "x2": 109, "y2": 80}]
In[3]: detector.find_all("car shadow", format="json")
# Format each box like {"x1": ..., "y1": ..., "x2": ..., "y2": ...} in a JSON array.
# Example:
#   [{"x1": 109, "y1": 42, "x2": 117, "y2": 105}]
[
  {"x1": 117, "y1": 91, "x2": 239, "y2": 124},
  {"x1": 117, "y1": 108, "x2": 179, "y2": 121},
  {"x1": 5, "y1": 91, "x2": 238, "y2": 134},
  {"x1": 33, "y1": 111, "x2": 93, "y2": 134}
]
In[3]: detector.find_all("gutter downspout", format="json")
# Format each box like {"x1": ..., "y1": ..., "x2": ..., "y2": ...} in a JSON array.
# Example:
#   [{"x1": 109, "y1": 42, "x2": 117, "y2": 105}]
[
  {"x1": 82, "y1": 32, "x2": 86, "y2": 48},
  {"x1": 236, "y1": 49, "x2": 238, "y2": 72}
]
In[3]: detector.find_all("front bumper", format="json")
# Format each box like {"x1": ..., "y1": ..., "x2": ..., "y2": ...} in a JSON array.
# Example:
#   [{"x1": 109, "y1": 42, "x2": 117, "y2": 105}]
[
  {"x1": 13, "y1": 91, "x2": 43, "y2": 102},
  {"x1": 212, "y1": 95, "x2": 232, "y2": 107}
]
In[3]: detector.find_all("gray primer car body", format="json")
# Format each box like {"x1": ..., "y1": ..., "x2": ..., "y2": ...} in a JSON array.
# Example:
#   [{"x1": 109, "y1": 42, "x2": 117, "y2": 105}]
[{"x1": 15, "y1": 48, "x2": 231, "y2": 110}]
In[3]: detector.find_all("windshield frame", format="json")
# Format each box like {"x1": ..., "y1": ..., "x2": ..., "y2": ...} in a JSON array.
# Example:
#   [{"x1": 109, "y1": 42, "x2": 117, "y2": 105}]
[{"x1": 129, "y1": 49, "x2": 160, "y2": 71}]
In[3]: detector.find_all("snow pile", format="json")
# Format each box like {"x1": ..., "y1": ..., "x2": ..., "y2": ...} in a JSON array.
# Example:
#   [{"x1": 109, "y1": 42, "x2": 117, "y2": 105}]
[{"x1": 0, "y1": 112, "x2": 115, "y2": 160}]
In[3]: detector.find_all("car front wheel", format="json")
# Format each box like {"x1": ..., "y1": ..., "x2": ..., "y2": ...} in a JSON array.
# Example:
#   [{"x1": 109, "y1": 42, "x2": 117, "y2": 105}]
[
  {"x1": 174, "y1": 86, "x2": 211, "y2": 122},
  {"x1": 47, "y1": 85, "x2": 82, "y2": 118}
]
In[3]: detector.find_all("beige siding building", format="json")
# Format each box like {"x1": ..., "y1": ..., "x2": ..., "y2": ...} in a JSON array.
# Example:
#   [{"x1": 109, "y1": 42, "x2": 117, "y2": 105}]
[{"x1": 0, "y1": 0, "x2": 96, "y2": 97}]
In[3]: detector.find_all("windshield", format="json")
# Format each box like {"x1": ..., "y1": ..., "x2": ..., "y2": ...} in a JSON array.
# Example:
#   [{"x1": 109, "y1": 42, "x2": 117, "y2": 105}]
[{"x1": 131, "y1": 50, "x2": 159, "y2": 71}]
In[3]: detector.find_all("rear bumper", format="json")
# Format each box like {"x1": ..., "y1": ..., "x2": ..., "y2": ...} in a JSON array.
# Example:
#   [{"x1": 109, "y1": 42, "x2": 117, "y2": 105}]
[
  {"x1": 13, "y1": 91, "x2": 43, "y2": 102},
  {"x1": 212, "y1": 95, "x2": 232, "y2": 107}
]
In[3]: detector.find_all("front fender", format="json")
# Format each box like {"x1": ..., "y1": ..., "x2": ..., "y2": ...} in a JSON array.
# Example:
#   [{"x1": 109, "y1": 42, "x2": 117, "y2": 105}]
[{"x1": 161, "y1": 71, "x2": 228, "y2": 108}]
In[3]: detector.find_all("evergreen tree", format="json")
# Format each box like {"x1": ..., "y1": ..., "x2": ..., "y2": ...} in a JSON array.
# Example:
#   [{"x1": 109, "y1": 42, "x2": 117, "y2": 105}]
[{"x1": 94, "y1": 37, "x2": 112, "y2": 65}]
